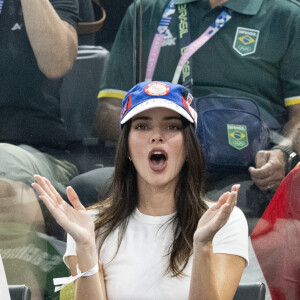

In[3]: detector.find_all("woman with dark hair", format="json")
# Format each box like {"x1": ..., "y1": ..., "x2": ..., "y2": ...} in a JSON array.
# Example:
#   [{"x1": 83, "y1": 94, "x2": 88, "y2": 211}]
[{"x1": 32, "y1": 81, "x2": 248, "y2": 300}]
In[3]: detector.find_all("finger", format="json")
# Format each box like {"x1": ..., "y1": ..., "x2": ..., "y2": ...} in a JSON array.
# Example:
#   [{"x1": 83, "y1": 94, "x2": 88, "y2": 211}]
[
  {"x1": 255, "y1": 151, "x2": 270, "y2": 169},
  {"x1": 219, "y1": 191, "x2": 237, "y2": 219},
  {"x1": 227, "y1": 190, "x2": 237, "y2": 209},
  {"x1": 33, "y1": 184, "x2": 62, "y2": 210},
  {"x1": 249, "y1": 163, "x2": 273, "y2": 180},
  {"x1": 252, "y1": 169, "x2": 284, "y2": 189},
  {"x1": 255, "y1": 179, "x2": 282, "y2": 191},
  {"x1": 214, "y1": 192, "x2": 230, "y2": 209},
  {"x1": 253, "y1": 177, "x2": 274, "y2": 190},
  {"x1": 66, "y1": 186, "x2": 85, "y2": 211},
  {"x1": 31, "y1": 182, "x2": 48, "y2": 199},
  {"x1": 231, "y1": 184, "x2": 240, "y2": 193},
  {"x1": 39, "y1": 195, "x2": 69, "y2": 229},
  {"x1": 34, "y1": 175, "x2": 57, "y2": 200},
  {"x1": 214, "y1": 194, "x2": 236, "y2": 226},
  {"x1": 43, "y1": 177, "x2": 64, "y2": 205},
  {"x1": 31, "y1": 182, "x2": 60, "y2": 211},
  {"x1": 39, "y1": 194, "x2": 60, "y2": 218}
]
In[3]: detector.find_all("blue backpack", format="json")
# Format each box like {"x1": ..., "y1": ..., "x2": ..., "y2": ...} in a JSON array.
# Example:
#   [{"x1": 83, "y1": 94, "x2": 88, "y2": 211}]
[{"x1": 195, "y1": 94, "x2": 270, "y2": 173}]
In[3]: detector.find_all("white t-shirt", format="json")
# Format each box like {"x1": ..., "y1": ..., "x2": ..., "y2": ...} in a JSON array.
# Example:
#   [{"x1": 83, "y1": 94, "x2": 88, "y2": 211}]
[{"x1": 64, "y1": 202, "x2": 248, "y2": 300}]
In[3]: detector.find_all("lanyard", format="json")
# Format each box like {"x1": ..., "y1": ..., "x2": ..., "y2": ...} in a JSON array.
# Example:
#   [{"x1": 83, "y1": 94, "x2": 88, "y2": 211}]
[
  {"x1": 145, "y1": 0, "x2": 176, "y2": 82},
  {"x1": 145, "y1": 0, "x2": 232, "y2": 85},
  {"x1": 177, "y1": 3, "x2": 192, "y2": 89},
  {"x1": 172, "y1": 10, "x2": 232, "y2": 84},
  {"x1": 0, "y1": 0, "x2": 3, "y2": 14}
]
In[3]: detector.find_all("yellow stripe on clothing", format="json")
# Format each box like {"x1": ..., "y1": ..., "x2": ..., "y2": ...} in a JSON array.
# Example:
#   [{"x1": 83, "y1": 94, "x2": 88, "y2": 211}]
[
  {"x1": 98, "y1": 89, "x2": 127, "y2": 100},
  {"x1": 284, "y1": 96, "x2": 300, "y2": 107}
]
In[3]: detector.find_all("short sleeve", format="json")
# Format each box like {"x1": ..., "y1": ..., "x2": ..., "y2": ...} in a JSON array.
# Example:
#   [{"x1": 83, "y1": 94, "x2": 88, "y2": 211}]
[
  {"x1": 280, "y1": 13, "x2": 300, "y2": 107},
  {"x1": 212, "y1": 206, "x2": 249, "y2": 266},
  {"x1": 50, "y1": 0, "x2": 79, "y2": 28},
  {"x1": 63, "y1": 233, "x2": 77, "y2": 268}
]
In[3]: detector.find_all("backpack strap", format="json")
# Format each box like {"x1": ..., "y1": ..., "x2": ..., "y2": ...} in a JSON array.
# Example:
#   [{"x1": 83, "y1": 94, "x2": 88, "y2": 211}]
[{"x1": 77, "y1": 0, "x2": 106, "y2": 35}]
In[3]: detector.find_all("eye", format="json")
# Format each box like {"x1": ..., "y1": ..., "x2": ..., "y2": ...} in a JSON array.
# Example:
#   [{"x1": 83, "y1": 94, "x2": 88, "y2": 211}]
[
  {"x1": 167, "y1": 125, "x2": 179, "y2": 130},
  {"x1": 134, "y1": 123, "x2": 149, "y2": 130},
  {"x1": 166, "y1": 122, "x2": 183, "y2": 131}
]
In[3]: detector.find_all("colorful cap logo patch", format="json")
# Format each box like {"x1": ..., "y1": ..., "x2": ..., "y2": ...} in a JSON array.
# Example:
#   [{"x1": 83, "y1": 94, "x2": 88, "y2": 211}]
[
  {"x1": 227, "y1": 124, "x2": 249, "y2": 150},
  {"x1": 233, "y1": 27, "x2": 259, "y2": 56},
  {"x1": 144, "y1": 82, "x2": 170, "y2": 96}
]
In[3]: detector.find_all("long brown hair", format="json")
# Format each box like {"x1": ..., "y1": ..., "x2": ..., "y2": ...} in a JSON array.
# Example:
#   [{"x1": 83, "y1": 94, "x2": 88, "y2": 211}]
[{"x1": 93, "y1": 119, "x2": 207, "y2": 277}]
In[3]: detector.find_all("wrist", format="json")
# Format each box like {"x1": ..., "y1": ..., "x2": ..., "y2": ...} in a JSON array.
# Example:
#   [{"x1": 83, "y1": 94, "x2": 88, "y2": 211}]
[
  {"x1": 193, "y1": 241, "x2": 213, "y2": 253},
  {"x1": 76, "y1": 240, "x2": 97, "y2": 256},
  {"x1": 271, "y1": 145, "x2": 299, "y2": 173},
  {"x1": 75, "y1": 232, "x2": 96, "y2": 248},
  {"x1": 76, "y1": 248, "x2": 98, "y2": 272}
]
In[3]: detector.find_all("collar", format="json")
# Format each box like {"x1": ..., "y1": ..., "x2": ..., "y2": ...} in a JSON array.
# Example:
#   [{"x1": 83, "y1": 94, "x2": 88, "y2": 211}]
[
  {"x1": 173, "y1": 0, "x2": 263, "y2": 15},
  {"x1": 223, "y1": 0, "x2": 263, "y2": 15}
]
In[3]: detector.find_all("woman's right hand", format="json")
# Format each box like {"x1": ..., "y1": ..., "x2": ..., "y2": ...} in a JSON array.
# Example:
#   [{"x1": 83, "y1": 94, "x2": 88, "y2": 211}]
[{"x1": 32, "y1": 175, "x2": 95, "y2": 247}]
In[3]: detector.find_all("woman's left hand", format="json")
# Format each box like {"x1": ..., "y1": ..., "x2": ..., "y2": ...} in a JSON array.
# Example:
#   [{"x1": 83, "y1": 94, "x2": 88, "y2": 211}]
[{"x1": 193, "y1": 184, "x2": 240, "y2": 245}]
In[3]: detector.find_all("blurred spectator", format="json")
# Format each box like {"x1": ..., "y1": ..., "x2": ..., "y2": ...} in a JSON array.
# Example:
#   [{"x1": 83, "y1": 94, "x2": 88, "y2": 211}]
[
  {"x1": 243, "y1": 164, "x2": 300, "y2": 299},
  {"x1": 0, "y1": 0, "x2": 79, "y2": 235},
  {"x1": 0, "y1": 0, "x2": 78, "y2": 298},
  {"x1": 73, "y1": 0, "x2": 300, "y2": 218}
]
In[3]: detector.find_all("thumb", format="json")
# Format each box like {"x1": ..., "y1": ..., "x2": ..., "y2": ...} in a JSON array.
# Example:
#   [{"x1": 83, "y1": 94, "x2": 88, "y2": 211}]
[{"x1": 255, "y1": 151, "x2": 270, "y2": 169}]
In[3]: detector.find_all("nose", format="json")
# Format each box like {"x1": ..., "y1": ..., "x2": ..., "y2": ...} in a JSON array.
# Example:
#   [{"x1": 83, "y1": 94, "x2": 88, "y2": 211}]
[{"x1": 150, "y1": 128, "x2": 164, "y2": 143}]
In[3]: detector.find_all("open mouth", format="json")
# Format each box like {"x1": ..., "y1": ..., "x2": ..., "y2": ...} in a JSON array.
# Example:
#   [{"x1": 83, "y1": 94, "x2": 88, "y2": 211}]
[
  {"x1": 149, "y1": 150, "x2": 168, "y2": 171},
  {"x1": 151, "y1": 152, "x2": 166, "y2": 164}
]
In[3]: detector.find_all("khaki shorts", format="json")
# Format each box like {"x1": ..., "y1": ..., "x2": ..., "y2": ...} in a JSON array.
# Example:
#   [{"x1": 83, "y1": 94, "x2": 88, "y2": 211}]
[
  {"x1": 0, "y1": 143, "x2": 79, "y2": 237},
  {"x1": 0, "y1": 143, "x2": 78, "y2": 195}
]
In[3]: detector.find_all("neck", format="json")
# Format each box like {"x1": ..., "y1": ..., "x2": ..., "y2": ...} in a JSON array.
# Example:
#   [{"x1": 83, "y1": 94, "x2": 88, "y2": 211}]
[
  {"x1": 137, "y1": 181, "x2": 176, "y2": 216},
  {"x1": 209, "y1": 0, "x2": 228, "y2": 9}
]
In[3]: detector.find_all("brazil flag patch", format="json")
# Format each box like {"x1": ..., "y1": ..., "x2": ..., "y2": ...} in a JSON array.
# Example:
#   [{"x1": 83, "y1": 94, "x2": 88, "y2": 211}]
[
  {"x1": 233, "y1": 27, "x2": 259, "y2": 56},
  {"x1": 227, "y1": 124, "x2": 249, "y2": 150}
]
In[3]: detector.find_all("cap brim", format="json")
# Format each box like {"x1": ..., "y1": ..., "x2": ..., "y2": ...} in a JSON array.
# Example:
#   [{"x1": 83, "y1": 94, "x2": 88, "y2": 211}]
[{"x1": 121, "y1": 98, "x2": 194, "y2": 125}]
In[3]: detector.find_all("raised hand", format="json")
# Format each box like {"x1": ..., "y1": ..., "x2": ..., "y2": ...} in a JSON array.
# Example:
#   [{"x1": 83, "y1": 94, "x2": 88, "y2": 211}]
[
  {"x1": 193, "y1": 184, "x2": 239, "y2": 245},
  {"x1": 32, "y1": 175, "x2": 95, "y2": 246}
]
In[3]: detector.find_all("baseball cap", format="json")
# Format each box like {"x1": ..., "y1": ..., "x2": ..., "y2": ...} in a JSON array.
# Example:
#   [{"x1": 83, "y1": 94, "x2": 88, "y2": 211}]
[{"x1": 120, "y1": 81, "x2": 198, "y2": 128}]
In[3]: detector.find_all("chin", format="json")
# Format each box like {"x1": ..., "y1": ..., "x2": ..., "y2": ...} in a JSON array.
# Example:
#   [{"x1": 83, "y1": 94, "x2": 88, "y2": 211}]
[{"x1": 148, "y1": 174, "x2": 177, "y2": 188}]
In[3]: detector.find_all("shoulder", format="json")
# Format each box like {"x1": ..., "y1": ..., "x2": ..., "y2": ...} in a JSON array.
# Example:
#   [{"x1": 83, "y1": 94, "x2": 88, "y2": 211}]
[
  {"x1": 277, "y1": 0, "x2": 300, "y2": 10},
  {"x1": 264, "y1": 0, "x2": 300, "y2": 20}
]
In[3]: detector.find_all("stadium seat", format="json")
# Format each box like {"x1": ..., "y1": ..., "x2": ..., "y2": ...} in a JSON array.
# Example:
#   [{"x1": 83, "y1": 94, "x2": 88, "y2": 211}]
[
  {"x1": 60, "y1": 45, "x2": 109, "y2": 142},
  {"x1": 60, "y1": 45, "x2": 114, "y2": 172},
  {"x1": 234, "y1": 282, "x2": 266, "y2": 300},
  {"x1": 8, "y1": 285, "x2": 31, "y2": 300}
]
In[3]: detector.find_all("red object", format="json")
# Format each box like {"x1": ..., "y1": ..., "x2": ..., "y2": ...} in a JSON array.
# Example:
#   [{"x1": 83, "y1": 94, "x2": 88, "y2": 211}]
[{"x1": 251, "y1": 165, "x2": 300, "y2": 300}]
